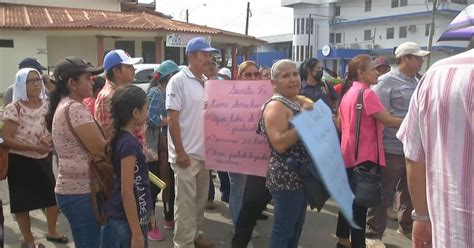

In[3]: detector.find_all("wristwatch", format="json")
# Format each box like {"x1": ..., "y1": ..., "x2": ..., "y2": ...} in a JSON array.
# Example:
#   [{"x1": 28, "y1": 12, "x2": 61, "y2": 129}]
[{"x1": 411, "y1": 210, "x2": 430, "y2": 222}]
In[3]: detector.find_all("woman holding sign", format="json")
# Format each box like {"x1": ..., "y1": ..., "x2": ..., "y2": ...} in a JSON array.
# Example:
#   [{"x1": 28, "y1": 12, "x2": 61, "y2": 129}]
[
  {"x1": 256, "y1": 59, "x2": 310, "y2": 247},
  {"x1": 227, "y1": 61, "x2": 263, "y2": 231}
]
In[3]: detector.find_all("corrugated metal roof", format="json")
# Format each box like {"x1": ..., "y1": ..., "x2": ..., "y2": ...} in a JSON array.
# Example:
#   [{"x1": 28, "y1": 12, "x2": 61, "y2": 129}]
[{"x1": 0, "y1": 2, "x2": 265, "y2": 43}]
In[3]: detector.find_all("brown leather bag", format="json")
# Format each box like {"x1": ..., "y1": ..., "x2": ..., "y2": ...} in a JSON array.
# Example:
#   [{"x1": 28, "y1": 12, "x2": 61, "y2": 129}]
[
  {"x1": 0, "y1": 102, "x2": 21, "y2": 180},
  {"x1": 64, "y1": 101, "x2": 113, "y2": 225}
]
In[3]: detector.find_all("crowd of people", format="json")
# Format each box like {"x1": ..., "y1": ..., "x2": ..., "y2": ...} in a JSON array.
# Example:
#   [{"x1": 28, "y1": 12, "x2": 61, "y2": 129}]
[{"x1": 0, "y1": 35, "x2": 472, "y2": 248}]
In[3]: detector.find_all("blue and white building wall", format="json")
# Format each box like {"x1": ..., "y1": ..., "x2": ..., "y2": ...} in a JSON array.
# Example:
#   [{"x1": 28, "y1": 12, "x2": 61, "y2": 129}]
[{"x1": 283, "y1": 0, "x2": 472, "y2": 76}]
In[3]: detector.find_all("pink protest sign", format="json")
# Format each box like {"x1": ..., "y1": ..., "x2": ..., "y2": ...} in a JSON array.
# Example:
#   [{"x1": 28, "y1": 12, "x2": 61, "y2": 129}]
[{"x1": 204, "y1": 80, "x2": 273, "y2": 177}]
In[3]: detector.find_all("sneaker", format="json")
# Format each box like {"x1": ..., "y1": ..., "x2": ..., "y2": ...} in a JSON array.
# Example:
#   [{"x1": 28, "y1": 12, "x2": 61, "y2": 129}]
[
  {"x1": 194, "y1": 235, "x2": 215, "y2": 248},
  {"x1": 147, "y1": 227, "x2": 165, "y2": 241},
  {"x1": 205, "y1": 200, "x2": 216, "y2": 210},
  {"x1": 251, "y1": 230, "x2": 260, "y2": 239},
  {"x1": 163, "y1": 220, "x2": 175, "y2": 230},
  {"x1": 366, "y1": 238, "x2": 386, "y2": 248}
]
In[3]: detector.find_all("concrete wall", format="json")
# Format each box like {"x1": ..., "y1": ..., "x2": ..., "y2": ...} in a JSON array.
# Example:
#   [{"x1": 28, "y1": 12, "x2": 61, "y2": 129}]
[
  {"x1": 0, "y1": 31, "x2": 48, "y2": 93},
  {"x1": 2, "y1": 0, "x2": 121, "y2": 11}
]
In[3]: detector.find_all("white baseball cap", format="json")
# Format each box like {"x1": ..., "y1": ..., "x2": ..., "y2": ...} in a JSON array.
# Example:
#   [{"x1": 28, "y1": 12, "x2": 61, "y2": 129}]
[
  {"x1": 395, "y1": 42, "x2": 430, "y2": 58},
  {"x1": 218, "y1": 68, "x2": 232, "y2": 79}
]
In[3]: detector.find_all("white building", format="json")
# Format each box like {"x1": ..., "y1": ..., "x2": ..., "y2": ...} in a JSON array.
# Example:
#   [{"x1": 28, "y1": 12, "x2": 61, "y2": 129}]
[{"x1": 282, "y1": 0, "x2": 472, "y2": 75}]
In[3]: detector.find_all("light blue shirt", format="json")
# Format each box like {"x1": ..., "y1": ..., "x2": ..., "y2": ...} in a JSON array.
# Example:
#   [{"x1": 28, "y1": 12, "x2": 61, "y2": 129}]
[{"x1": 373, "y1": 67, "x2": 418, "y2": 155}]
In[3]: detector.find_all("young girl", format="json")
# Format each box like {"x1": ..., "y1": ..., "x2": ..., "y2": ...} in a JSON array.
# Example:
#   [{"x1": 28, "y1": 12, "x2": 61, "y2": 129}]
[{"x1": 101, "y1": 85, "x2": 152, "y2": 248}]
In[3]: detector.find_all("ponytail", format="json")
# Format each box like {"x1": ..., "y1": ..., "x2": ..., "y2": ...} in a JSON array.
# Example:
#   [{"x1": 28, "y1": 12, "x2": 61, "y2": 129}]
[{"x1": 45, "y1": 72, "x2": 81, "y2": 132}]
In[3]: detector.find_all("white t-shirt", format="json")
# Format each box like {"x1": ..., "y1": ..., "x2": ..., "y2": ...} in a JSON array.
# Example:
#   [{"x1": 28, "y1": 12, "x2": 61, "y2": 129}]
[{"x1": 166, "y1": 66, "x2": 205, "y2": 166}]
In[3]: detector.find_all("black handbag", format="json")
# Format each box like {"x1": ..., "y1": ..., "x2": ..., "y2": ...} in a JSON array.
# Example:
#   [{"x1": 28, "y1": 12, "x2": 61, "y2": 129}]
[
  {"x1": 352, "y1": 89, "x2": 382, "y2": 207},
  {"x1": 287, "y1": 157, "x2": 330, "y2": 212}
]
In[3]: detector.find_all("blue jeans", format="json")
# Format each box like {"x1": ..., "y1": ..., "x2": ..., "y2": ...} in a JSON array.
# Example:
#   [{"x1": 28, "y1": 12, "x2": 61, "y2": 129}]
[
  {"x1": 228, "y1": 172, "x2": 247, "y2": 224},
  {"x1": 56, "y1": 193, "x2": 101, "y2": 248},
  {"x1": 270, "y1": 189, "x2": 307, "y2": 248},
  {"x1": 101, "y1": 217, "x2": 148, "y2": 248}
]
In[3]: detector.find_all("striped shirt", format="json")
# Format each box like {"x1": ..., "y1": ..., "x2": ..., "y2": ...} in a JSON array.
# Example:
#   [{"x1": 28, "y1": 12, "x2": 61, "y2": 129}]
[{"x1": 397, "y1": 49, "x2": 474, "y2": 248}]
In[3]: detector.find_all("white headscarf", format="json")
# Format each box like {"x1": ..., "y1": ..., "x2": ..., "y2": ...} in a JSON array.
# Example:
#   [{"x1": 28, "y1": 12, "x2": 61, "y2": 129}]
[{"x1": 12, "y1": 68, "x2": 48, "y2": 102}]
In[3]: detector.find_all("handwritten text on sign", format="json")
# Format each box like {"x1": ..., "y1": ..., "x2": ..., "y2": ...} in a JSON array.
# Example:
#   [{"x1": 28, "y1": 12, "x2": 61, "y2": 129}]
[{"x1": 204, "y1": 80, "x2": 273, "y2": 177}]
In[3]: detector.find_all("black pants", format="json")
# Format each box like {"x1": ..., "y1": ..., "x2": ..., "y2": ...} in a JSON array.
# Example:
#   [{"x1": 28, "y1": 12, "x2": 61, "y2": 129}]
[
  {"x1": 148, "y1": 160, "x2": 175, "y2": 221},
  {"x1": 232, "y1": 175, "x2": 272, "y2": 248},
  {"x1": 336, "y1": 168, "x2": 368, "y2": 248},
  {"x1": 208, "y1": 171, "x2": 230, "y2": 202}
]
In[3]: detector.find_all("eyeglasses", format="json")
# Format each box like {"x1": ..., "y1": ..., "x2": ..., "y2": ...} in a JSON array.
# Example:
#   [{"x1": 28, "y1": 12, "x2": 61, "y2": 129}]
[
  {"x1": 26, "y1": 78, "x2": 42, "y2": 84},
  {"x1": 312, "y1": 67, "x2": 323, "y2": 72},
  {"x1": 242, "y1": 72, "x2": 260, "y2": 78}
]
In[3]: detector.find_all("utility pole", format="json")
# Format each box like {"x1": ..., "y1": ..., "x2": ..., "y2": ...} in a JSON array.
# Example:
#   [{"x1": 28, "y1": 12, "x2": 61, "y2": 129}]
[
  {"x1": 245, "y1": 2, "x2": 250, "y2": 35},
  {"x1": 426, "y1": 0, "x2": 438, "y2": 70},
  {"x1": 186, "y1": 9, "x2": 189, "y2": 23}
]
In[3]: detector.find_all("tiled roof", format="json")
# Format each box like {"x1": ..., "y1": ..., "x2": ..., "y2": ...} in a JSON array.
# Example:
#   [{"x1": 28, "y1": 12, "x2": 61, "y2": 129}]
[{"x1": 0, "y1": 2, "x2": 264, "y2": 42}]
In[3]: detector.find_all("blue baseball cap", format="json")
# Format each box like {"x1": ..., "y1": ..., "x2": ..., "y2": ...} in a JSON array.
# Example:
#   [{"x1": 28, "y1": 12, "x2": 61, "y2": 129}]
[
  {"x1": 19, "y1": 58, "x2": 47, "y2": 73},
  {"x1": 154, "y1": 60, "x2": 180, "y2": 78},
  {"x1": 185, "y1": 37, "x2": 219, "y2": 55},
  {"x1": 103, "y1": 49, "x2": 143, "y2": 72}
]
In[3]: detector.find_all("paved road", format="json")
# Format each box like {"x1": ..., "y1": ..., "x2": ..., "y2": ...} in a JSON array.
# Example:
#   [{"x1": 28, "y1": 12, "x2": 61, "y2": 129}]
[{"x1": 0, "y1": 176, "x2": 411, "y2": 248}]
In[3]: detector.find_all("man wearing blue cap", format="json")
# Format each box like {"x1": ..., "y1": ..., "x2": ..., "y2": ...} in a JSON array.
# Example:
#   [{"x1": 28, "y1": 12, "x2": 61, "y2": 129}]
[
  {"x1": 3, "y1": 58, "x2": 47, "y2": 107},
  {"x1": 94, "y1": 49, "x2": 143, "y2": 139},
  {"x1": 166, "y1": 37, "x2": 218, "y2": 248}
]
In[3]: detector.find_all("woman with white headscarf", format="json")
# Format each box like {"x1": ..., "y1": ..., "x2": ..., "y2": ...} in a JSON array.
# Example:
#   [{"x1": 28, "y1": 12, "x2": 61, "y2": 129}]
[{"x1": 2, "y1": 68, "x2": 68, "y2": 248}]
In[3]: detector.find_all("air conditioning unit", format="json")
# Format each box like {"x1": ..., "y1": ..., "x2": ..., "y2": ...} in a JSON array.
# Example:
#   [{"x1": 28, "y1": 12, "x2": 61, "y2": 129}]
[
  {"x1": 365, "y1": 44, "x2": 373, "y2": 50},
  {"x1": 374, "y1": 44, "x2": 381, "y2": 50},
  {"x1": 350, "y1": 44, "x2": 360, "y2": 49},
  {"x1": 409, "y1": 25, "x2": 417, "y2": 33}
]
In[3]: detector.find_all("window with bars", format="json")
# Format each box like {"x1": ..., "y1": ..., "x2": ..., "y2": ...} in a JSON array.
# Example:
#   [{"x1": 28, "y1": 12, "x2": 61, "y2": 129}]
[
  {"x1": 330, "y1": 33, "x2": 335, "y2": 44},
  {"x1": 386, "y1": 27, "x2": 395, "y2": 39},
  {"x1": 0, "y1": 39, "x2": 14, "y2": 48},
  {"x1": 365, "y1": 0, "x2": 372, "y2": 12},
  {"x1": 300, "y1": 45, "x2": 304, "y2": 61},
  {"x1": 399, "y1": 26, "x2": 407, "y2": 38},
  {"x1": 297, "y1": 18, "x2": 300, "y2": 35},
  {"x1": 335, "y1": 5, "x2": 341, "y2": 16},
  {"x1": 335, "y1": 33, "x2": 342, "y2": 43},
  {"x1": 301, "y1": 18, "x2": 305, "y2": 35},
  {"x1": 364, "y1": 29, "x2": 372, "y2": 41},
  {"x1": 391, "y1": 0, "x2": 398, "y2": 8}
]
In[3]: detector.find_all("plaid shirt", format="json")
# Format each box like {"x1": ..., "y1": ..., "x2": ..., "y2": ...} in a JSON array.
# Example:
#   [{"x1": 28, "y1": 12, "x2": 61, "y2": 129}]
[
  {"x1": 146, "y1": 86, "x2": 166, "y2": 127},
  {"x1": 94, "y1": 81, "x2": 145, "y2": 146}
]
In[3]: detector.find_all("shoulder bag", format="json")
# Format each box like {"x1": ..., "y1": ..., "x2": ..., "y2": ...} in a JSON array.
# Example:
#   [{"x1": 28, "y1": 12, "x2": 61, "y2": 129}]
[
  {"x1": 65, "y1": 101, "x2": 113, "y2": 225},
  {"x1": 0, "y1": 102, "x2": 21, "y2": 180},
  {"x1": 352, "y1": 89, "x2": 382, "y2": 207}
]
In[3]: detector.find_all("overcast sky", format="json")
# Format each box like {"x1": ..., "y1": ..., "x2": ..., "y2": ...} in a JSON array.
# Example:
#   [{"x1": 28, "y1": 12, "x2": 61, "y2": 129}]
[{"x1": 140, "y1": 0, "x2": 294, "y2": 38}]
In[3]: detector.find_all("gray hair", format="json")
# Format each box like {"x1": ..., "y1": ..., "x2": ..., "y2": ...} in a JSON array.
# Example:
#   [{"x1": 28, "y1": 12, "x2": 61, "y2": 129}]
[{"x1": 270, "y1": 59, "x2": 296, "y2": 80}]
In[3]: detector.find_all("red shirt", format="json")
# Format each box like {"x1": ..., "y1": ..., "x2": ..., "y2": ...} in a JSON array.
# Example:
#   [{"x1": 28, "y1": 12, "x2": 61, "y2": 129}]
[
  {"x1": 82, "y1": 97, "x2": 96, "y2": 115},
  {"x1": 338, "y1": 81, "x2": 386, "y2": 168}
]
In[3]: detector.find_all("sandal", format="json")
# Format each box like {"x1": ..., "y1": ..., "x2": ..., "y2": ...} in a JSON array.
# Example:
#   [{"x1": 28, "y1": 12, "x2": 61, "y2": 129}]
[{"x1": 46, "y1": 235, "x2": 69, "y2": 244}]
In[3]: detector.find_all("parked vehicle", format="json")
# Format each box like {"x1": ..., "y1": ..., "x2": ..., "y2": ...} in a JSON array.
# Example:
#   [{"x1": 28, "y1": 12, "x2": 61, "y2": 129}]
[{"x1": 133, "y1": 64, "x2": 159, "y2": 91}]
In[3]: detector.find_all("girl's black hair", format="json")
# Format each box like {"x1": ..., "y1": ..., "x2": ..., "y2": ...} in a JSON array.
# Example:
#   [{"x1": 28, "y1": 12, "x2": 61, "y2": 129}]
[
  {"x1": 108, "y1": 85, "x2": 147, "y2": 160},
  {"x1": 299, "y1": 58, "x2": 320, "y2": 81},
  {"x1": 45, "y1": 71, "x2": 83, "y2": 132}
]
